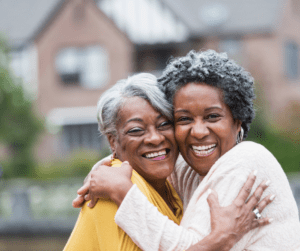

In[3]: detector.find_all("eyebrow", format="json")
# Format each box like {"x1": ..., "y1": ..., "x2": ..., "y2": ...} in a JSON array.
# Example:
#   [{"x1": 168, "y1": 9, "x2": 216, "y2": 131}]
[
  {"x1": 124, "y1": 114, "x2": 163, "y2": 125},
  {"x1": 174, "y1": 106, "x2": 223, "y2": 114},
  {"x1": 125, "y1": 118, "x2": 143, "y2": 125},
  {"x1": 205, "y1": 106, "x2": 223, "y2": 111},
  {"x1": 174, "y1": 109, "x2": 189, "y2": 114}
]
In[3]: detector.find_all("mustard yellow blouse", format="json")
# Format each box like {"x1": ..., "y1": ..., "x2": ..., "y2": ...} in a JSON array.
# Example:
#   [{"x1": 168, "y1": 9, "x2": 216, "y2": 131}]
[{"x1": 63, "y1": 159, "x2": 183, "y2": 251}]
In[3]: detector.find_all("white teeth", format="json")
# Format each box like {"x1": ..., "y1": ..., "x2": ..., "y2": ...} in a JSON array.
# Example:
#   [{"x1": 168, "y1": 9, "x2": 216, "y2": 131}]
[
  {"x1": 145, "y1": 150, "x2": 166, "y2": 159},
  {"x1": 192, "y1": 144, "x2": 216, "y2": 151},
  {"x1": 194, "y1": 147, "x2": 215, "y2": 156}
]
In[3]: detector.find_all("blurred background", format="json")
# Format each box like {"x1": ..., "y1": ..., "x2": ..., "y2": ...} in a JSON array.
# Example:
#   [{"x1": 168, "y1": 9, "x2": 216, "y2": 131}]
[{"x1": 0, "y1": 0, "x2": 299, "y2": 250}]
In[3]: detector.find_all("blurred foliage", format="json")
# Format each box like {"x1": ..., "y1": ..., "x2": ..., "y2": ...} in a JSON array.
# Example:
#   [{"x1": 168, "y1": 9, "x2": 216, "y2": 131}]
[
  {"x1": 34, "y1": 147, "x2": 111, "y2": 180},
  {"x1": 0, "y1": 38, "x2": 44, "y2": 178},
  {"x1": 247, "y1": 83, "x2": 299, "y2": 174}
]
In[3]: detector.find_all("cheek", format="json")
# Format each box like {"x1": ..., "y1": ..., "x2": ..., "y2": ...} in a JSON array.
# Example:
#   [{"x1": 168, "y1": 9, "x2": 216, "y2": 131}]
[
  {"x1": 219, "y1": 123, "x2": 239, "y2": 151},
  {"x1": 175, "y1": 126, "x2": 186, "y2": 143}
]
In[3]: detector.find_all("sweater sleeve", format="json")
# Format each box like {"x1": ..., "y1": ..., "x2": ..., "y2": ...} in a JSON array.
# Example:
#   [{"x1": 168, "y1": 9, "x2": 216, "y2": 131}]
[
  {"x1": 115, "y1": 184, "x2": 202, "y2": 251},
  {"x1": 180, "y1": 142, "x2": 300, "y2": 251},
  {"x1": 116, "y1": 142, "x2": 300, "y2": 251}
]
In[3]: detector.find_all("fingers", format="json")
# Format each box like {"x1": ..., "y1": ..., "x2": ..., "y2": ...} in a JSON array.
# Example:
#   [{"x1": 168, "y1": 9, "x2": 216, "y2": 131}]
[
  {"x1": 246, "y1": 179, "x2": 271, "y2": 208},
  {"x1": 256, "y1": 194, "x2": 276, "y2": 213},
  {"x1": 251, "y1": 217, "x2": 273, "y2": 230},
  {"x1": 207, "y1": 189, "x2": 220, "y2": 212},
  {"x1": 234, "y1": 170, "x2": 257, "y2": 206},
  {"x1": 121, "y1": 161, "x2": 132, "y2": 169},
  {"x1": 77, "y1": 183, "x2": 89, "y2": 195},
  {"x1": 72, "y1": 195, "x2": 85, "y2": 208},
  {"x1": 85, "y1": 193, "x2": 91, "y2": 201},
  {"x1": 87, "y1": 197, "x2": 98, "y2": 208}
]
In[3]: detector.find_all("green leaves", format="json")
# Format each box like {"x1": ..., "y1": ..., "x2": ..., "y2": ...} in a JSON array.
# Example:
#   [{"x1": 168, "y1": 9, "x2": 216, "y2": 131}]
[{"x1": 0, "y1": 38, "x2": 43, "y2": 178}]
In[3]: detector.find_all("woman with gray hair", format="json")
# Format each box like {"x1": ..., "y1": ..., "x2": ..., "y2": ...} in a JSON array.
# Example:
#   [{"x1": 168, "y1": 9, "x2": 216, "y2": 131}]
[
  {"x1": 65, "y1": 72, "x2": 272, "y2": 251},
  {"x1": 75, "y1": 50, "x2": 300, "y2": 250}
]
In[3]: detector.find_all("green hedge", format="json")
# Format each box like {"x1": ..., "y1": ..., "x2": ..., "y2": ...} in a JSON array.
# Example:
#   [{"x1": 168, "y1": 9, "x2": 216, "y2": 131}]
[{"x1": 247, "y1": 117, "x2": 299, "y2": 173}]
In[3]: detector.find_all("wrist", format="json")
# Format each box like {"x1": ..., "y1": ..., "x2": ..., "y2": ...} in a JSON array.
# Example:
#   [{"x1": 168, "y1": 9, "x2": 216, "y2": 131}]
[
  {"x1": 111, "y1": 180, "x2": 133, "y2": 206},
  {"x1": 210, "y1": 230, "x2": 236, "y2": 251}
]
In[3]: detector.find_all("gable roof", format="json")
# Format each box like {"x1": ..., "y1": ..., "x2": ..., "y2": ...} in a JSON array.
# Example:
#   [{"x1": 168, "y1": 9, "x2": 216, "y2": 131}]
[
  {"x1": 0, "y1": 0, "x2": 63, "y2": 49},
  {"x1": 162, "y1": 0, "x2": 286, "y2": 37}
]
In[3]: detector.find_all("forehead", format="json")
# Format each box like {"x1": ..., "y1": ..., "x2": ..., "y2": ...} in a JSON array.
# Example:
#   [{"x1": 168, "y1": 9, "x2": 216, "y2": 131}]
[
  {"x1": 117, "y1": 97, "x2": 160, "y2": 123},
  {"x1": 174, "y1": 82, "x2": 225, "y2": 108}
]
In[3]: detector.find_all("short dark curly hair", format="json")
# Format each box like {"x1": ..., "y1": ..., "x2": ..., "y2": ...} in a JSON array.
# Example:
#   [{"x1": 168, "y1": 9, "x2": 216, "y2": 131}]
[{"x1": 158, "y1": 50, "x2": 255, "y2": 139}]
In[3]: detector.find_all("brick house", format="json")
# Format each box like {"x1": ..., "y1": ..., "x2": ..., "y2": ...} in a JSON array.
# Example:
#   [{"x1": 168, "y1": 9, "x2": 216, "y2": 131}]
[
  {"x1": 161, "y1": 0, "x2": 300, "y2": 134},
  {"x1": 100, "y1": 0, "x2": 300, "y2": 135},
  {"x1": 1, "y1": 0, "x2": 299, "y2": 161},
  {"x1": 0, "y1": 0, "x2": 134, "y2": 159}
]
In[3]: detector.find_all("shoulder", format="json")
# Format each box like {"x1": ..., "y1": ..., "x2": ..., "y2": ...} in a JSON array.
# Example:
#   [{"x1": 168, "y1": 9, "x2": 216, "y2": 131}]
[
  {"x1": 208, "y1": 141, "x2": 282, "y2": 180},
  {"x1": 216, "y1": 141, "x2": 277, "y2": 167}
]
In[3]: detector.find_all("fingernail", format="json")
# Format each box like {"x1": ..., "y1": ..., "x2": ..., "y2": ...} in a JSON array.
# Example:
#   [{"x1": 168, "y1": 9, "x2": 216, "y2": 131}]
[
  {"x1": 253, "y1": 170, "x2": 258, "y2": 176},
  {"x1": 123, "y1": 161, "x2": 129, "y2": 164},
  {"x1": 270, "y1": 194, "x2": 276, "y2": 201},
  {"x1": 87, "y1": 203, "x2": 91, "y2": 207},
  {"x1": 207, "y1": 189, "x2": 211, "y2": 195},
  {"x1": 269, "y1": 218, "x2": 274, "y2": 223},
  {"x1": 265, "y1": 180, "x2": 271, "y2": 187},
  {"x1": 84, "y1": 195, "x2": 88, "y2": 200}
]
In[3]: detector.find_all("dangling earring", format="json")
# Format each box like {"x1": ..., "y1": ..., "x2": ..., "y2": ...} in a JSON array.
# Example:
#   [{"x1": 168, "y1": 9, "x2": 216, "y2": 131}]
[{"x1": 236, "y1": 127, "x2": 244, "y2": 144}]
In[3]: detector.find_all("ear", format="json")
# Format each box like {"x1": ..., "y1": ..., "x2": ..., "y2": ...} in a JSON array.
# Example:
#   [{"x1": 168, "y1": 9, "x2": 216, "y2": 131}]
[
  {"x1": 236, "y1": 119, "x2": 242, "y2": 132},
  {"x1": 107, "y1": 134, "x2": 117, "y2": 155}
]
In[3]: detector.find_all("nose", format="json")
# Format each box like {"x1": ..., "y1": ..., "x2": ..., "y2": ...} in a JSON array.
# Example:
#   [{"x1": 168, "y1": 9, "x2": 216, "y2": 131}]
[
  {"x1": 144, "y1": 128, "x2": 165, "y2": 146},
  {"x1": 190, "y1": 119, "x2": 210, "y2": 139}
]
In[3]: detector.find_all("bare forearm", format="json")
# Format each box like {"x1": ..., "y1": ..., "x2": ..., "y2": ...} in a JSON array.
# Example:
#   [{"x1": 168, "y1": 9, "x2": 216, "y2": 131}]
[
  {"x1": 186, "y1": 232, "x2": 235, "y2": 251},
  {"x1": 110, "y1": 180, "x2": 133, "y2": 206}
]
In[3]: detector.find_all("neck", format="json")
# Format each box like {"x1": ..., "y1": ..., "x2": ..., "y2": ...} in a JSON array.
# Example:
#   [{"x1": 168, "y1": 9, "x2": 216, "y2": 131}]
[
  {"x1": 148, "y1": 178, "x2": 176, "y2": 214},
  {"x1": 147, "y1": 178, "x2": 168, "y2": 197}
]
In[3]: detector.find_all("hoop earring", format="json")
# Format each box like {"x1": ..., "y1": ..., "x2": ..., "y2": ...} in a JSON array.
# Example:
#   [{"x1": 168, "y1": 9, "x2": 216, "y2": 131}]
[{"x1": 236, "y1": 127, "x2": 244, "y2": 144}]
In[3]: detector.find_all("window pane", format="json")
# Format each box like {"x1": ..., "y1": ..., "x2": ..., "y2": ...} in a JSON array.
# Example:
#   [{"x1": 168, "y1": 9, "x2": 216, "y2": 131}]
[
  {"x1": 285, "y1": 41, "x2": 299, "y2": 79},
  {"x1": 62, "y1": 123, "x2": 102, "y2": 152},
  {"x1": 56, "y1": 46, "x2": 109, "y2": 88},
  {"x1": 56, "y1": 48, "x2": 79, "y2": 74},
  {"x1": 81, "y1": 46, "x2": 109, "y2": 89}
]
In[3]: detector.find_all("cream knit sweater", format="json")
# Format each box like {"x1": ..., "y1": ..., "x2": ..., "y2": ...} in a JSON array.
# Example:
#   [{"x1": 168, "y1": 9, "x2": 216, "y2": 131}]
[{"x1": 115, "y1": 141, "x2": 300, "y2": 251}]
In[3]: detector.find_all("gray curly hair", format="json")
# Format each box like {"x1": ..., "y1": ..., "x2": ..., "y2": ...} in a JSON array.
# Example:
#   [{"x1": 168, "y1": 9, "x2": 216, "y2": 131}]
[
  {"x1": 158, "y1": 50, "x2": 255, "y2": 139},
  {"x1": 97, "y1": 73, "x2": 172, "y2": 136}
]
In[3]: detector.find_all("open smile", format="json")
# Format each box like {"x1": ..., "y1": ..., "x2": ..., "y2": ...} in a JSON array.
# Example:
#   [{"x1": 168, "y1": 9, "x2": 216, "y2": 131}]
[
  {"x1": 142, "y1": 149, "x2": 171, "y2": 161},
  {"x1": 192, "y1": 144, "x2": 216, "y2": 157}
]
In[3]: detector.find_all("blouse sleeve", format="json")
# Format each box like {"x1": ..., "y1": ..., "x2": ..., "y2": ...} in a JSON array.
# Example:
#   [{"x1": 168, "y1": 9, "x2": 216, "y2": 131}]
[{"x1": 114, "y1": 184, "x2": 203, "y2": 251}]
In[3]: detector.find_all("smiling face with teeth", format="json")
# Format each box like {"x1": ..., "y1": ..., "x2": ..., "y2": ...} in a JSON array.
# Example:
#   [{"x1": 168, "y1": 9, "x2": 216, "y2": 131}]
[
  {"x1": 173, "y1": 82, "x2": 242, "y2": 176},
  {"x1": 107, "y1": 97, "x2": 178, "y2": 186}
]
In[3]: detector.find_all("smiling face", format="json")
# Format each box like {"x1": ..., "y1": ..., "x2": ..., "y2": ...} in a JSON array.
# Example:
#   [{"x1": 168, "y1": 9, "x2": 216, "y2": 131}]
[
  {"x1": 173, "y1": 82, "x2": 241, "y2": 176},
  {"x1": 108, "y1": 97, "x2": 178, "y2": 184}
]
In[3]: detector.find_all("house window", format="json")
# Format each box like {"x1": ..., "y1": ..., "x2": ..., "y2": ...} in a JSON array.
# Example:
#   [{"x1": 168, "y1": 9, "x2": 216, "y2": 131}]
[
  {"x1": 285, "y1": 41, "x2": 299, "y2": 79},
  {"x1": 136, "y1": 47, "x2": 175, "y2": 73},
  {"x1": 62, "y1": 123, "x2": 104, "y2": 152},
  {"x1": 55, "y1": 46, "x2": 109, "y2": 88},
  {"x1": 292, "y1": 0, "x2": 300, "y2": 16}
]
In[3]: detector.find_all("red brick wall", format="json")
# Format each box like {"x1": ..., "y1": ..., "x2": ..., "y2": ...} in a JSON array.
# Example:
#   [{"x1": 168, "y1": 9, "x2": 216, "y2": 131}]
[{"x1": 34, "y1": 0, "x2": 133, "y2": 159}]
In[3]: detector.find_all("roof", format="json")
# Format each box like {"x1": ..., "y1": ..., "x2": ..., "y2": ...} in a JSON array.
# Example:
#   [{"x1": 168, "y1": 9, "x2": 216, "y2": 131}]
[
  {"x1": 0, "y1": 0, "x2": 63, "y2": 49},
  {"x1": 0, "y1": 0, "x2": 287, "y2": 49},
  {"x1": 162, "y1": 0, "x2": 286, "y2": 37}
]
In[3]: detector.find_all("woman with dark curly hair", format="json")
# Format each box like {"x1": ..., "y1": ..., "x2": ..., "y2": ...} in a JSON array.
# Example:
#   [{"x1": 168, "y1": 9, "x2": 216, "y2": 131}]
[{"x1": 75, "y1": 50, "x2": 300, "y2": 250}]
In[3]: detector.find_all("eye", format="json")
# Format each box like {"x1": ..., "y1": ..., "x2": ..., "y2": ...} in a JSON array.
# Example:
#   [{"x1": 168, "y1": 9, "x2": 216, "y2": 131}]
[
  {"x1": 207, "y1": 114, "x2": 221, "y2": 120},
  {"x1": 127, "y1": 127, "x2": 144, "y2": 135},
  {"x1": 175, "y1": 116, "x2": 192, "y2": 123},
  {"x1": 158, "y1": 120, "x2": 172, "y2": 130}
]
